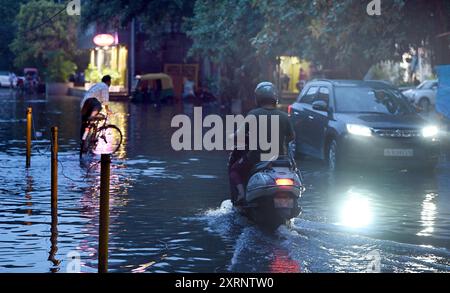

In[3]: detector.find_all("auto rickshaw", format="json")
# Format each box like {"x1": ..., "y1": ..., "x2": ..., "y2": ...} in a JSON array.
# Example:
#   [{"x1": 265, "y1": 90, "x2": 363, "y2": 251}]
[{"x1": 131, "y1": 73, "x2": 175, "y2": 104}]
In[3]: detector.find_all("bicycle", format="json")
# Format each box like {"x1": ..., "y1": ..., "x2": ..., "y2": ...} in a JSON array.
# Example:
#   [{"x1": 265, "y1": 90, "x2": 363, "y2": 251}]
[{"x1": 80, "y1": 113, "x2": 123, "y2": 157}]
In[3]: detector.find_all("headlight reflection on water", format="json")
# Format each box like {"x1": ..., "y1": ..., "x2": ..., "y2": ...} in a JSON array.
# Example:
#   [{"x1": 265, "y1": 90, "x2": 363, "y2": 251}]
[
  {"x1": 339, "y1": 189, "x2": 374, "y2": 228},
  {"x1": 417, "y1": 193, "x2": 437, "y2": 237}
]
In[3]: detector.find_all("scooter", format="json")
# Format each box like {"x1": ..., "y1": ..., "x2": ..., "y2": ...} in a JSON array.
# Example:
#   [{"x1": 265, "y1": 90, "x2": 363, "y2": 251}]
[{"x1": 229, "y1": 143, "x2": 305, "y2": 230}]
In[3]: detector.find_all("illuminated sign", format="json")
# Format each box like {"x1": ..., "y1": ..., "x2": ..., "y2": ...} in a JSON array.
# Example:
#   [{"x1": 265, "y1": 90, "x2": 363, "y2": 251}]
[{"x1": 93, "y1": 34, "x2": 115, "y2": 47}]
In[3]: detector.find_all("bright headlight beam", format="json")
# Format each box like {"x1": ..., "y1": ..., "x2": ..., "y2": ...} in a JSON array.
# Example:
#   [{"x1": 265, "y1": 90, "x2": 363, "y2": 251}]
[
  {"x1": 346, "y1": 124, "x2": 372, "y2": 137},
  {"x1": 422, "y1": 126, "x2": 439, "y2": 138}
]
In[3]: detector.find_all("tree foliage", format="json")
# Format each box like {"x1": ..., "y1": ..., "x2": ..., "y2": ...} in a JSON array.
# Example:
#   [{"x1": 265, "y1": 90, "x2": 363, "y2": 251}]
[
  {"x1": 0, "y1": 0, "x2": 27, "y2": 70},
  {"x1": 81, "y1": 0, "x2": 195, "y2": 51},
  {"x1": 10, "y1": 0, "x2": 79, "y2": 79},
  {"x1": 186, "y1": 0, "x2": 267, "y2": 100},
  {"x1": 252, "y1": 0, "x2": 450, "y2": 78},
  {"x1": 80, "y1": 0, "x2": 450, "y2": 94}
]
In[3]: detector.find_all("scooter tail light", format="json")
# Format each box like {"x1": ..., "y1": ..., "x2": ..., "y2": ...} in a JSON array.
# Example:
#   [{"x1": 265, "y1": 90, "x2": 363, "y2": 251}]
[
  {"x1": 276, "y1": 178, "x2": 294, "y2": 186},
  {"x1": 287, "y1": 105, "x2": 293, "y2": 117}
]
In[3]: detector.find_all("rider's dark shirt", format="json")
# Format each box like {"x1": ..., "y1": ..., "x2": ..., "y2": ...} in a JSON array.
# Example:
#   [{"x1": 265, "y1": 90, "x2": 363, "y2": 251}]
[{"x1": 245, "y1": 107, "x2": 294, "y2": 161}]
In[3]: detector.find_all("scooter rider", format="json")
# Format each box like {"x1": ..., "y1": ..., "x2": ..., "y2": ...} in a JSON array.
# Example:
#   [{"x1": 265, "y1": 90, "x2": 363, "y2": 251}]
[{"x1": 229, "y1": 82, "x2": 295, "y2": 205}]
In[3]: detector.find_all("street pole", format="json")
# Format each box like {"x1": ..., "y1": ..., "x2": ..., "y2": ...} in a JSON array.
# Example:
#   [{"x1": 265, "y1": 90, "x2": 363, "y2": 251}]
[
  {"x1": 26, "y1": 107, "x2": 32, "y2": 168},
  {"x1": 129, "y1": 17, "x2": 136, "y2": 94},
  {"x1": 98, "y1": 154, "x2": 111, "y2": 273}
]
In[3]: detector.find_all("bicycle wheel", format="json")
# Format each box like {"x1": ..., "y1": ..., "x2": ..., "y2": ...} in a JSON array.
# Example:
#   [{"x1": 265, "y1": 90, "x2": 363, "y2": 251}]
[{"x1": 92, "y1": 125, "x2": 123, "y2": 155}]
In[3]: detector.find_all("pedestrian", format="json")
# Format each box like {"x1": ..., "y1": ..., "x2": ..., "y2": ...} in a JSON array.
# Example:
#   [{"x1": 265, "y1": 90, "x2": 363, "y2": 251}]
[
  {"x1": 182, "y1": 77, "x2": 195, "y2": 102},
  {"x1": 9, "y1": 72, "x2": 16, "y2": 89}
]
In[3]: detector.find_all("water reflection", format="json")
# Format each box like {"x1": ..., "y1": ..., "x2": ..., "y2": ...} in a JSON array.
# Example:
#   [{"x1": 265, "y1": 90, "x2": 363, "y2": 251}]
[
  {"x1": 300, "y1": 161, "x2": 450, "y2": 248},
  {"x1": 48, "y1": 206, "x2": 60, "y2": 272},
  {"x1": 339, "y1": 189, "x2": 373, "y2": 228},
  {"x1": 417, "y1": 193, "x2": 437, "y2": 237}
]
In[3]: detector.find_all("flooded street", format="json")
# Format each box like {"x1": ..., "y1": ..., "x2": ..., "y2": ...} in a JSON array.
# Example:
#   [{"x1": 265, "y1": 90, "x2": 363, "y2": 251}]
[{"x1": 1, "y1": 89, "x2": 450, "y2": 273}]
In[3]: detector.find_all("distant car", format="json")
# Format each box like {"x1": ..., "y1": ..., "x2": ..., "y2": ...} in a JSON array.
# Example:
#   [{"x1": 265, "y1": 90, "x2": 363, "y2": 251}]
[
  {"x1": 288, "y1": 80, "x2": 440, "y2": 170},
  {"x1": 0, "y1": 71, "x2": 12, "y2": 87},
  {"x1": 402, "y1": 80, "x2": 438, "y2": 112}
]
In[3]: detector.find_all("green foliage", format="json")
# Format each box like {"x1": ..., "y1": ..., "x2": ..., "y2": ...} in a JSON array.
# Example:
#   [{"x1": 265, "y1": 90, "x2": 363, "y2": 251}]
[
  {"x1": 45, "y1": 50, "x2": 77, "y2": 82},
  {"x1": 366, "y1": 61, "x2": 406, "y2": 86},
  {"x1": 10, "y1": 0, "x2": 80, "y2": 75},
  {"x1": 0, "y1": 0, "x2": 27, "y2": 70},
  {"x1": 84, "y1": 64, "x2": 120, "y2": 86},
  {"x1": 81, "y1": 0, "x2": 194, "y2": 51},
  {"x1": 80, "y1": 0, "x2": 450, "y2": 97},
  {"x1": 84, "y1": 64, "x2": 101, "y2": 83},
  {"x1": 186, "y1": 0, "x2": 267, "y2": 100},
  {"x1": 252, "y1": 0, "x2": 450, "y2": 78}
]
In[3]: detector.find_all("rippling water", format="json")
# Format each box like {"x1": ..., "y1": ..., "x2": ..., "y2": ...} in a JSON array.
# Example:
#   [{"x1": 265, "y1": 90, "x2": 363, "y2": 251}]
[{"x1": 0, "y1": 89, "x2": 449, "y2": 272}]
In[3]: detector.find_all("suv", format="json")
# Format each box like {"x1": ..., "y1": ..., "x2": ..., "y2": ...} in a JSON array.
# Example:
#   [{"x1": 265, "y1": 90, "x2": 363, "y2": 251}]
[{"x1": 288, "y1": 80, "x2": 440, "y2": 170}]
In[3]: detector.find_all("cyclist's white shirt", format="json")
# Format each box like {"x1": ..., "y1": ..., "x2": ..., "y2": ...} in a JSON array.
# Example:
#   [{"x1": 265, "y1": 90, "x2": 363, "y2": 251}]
[{"x1": 80, "y1": 82, "x2": 109, "y2": 109}]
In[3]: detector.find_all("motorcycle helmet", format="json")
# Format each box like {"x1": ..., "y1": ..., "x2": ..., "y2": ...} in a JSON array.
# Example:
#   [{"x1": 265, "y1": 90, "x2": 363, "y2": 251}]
[{"x1": 255, "y1": 82, "x2": 278, "y2": 106}]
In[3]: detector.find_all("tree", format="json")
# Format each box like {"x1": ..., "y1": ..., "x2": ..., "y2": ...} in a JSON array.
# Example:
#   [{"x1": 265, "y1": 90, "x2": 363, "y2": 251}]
[
  {"x1": 10, "y1": 0, "x2": 80, "y2": 79},
  {"x1": 252, "y1": 0, "x2": 450, "y2": 79},
  {"x1": 186, "y1": 0, "x2": 268, "y2": 101},
  {"x1": 81, "y1": 0, "x2": 195, "y2": 51},
  {"x1": 0, "y1": 0, "x2": 27, "y2": 70}
]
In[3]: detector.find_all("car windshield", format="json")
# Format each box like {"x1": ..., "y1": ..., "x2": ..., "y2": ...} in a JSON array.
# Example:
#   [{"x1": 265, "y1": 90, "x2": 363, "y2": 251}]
[
  {"x1": 334, "y1": 86, "x2": 414, "y2": 115},
  {"x1": 417, "y1": 80, "x2": 435, "y2": 89}
]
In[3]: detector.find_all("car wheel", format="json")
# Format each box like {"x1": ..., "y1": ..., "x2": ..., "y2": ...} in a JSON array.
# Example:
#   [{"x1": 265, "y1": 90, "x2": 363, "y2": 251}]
[
  {"x1": 419, "y1": 98, "x2": 431, "y2": 113},
  {"x1": 327, "y1": 139, "x2": 340, "y2": 171}
]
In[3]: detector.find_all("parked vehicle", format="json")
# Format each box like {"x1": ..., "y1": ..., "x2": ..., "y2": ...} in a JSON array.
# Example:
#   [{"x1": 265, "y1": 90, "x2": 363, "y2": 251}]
[
  {"x1": 402, "y1": 79, "x2": 438, "y2": 112},
  {"x1": 23, "y1": 68, "x2": 40, "y2": 94},
  {"x1": 288, "y1": 80, "x2": 441, "y2": 171},
  {"x1": 130, "y1": 73, "x2": 175, "y2": 104},
  {"x1": 0, "y1": 71, "x2": 16, "y2": 87}
]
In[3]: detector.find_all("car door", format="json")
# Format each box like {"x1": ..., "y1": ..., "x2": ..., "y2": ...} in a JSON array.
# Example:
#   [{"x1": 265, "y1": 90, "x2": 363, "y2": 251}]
[
  {"x1": 430, "y1": 81, "x2": 438, "y2": 104},
  {"x1": 290, "y1": 85, "x2": 318, "y2": 156},
  {"x1": 308, "y1": 87, "x2": 331, "y2": 158}
]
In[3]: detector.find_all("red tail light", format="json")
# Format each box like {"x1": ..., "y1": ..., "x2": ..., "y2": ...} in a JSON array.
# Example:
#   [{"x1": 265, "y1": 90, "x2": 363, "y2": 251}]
[
  {"x1": 276, "y1": 178, "x2": 294, "y2": 186},
  {"x1": 287, "y1": 105, "x2": 293, "y2": 117}
]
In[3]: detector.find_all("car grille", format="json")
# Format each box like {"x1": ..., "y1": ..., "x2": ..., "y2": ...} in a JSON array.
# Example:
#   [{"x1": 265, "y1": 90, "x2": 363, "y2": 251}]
[{"x1": 373, "y1": 128, "x2": 421, "y2": 138}]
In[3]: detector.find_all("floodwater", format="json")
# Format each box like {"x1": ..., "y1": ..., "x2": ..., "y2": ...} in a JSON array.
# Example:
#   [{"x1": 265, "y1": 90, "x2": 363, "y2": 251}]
[{"x1": 0, "y1": 88, "x2": 449, "y2": 273}]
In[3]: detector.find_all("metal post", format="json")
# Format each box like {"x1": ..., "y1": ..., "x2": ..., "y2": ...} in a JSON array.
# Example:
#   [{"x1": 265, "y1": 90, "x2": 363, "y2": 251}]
[
  {"x1": 98, "y1": 154, "x2": 111, "y2": 273},
  {"x1": 51, "y1": 127, "x2": 58, "y2": 215},
  {"x1": 129, "y1": 17, "x2": 136, "y2": 94},
  {"x1": 26, "y1": 107, "x2": 32, "y2": 168}
]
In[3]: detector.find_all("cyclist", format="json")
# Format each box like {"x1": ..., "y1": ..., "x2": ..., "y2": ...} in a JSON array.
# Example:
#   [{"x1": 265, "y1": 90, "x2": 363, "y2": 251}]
[{"x1": 80, "y1": 75, "x2": 113, "y2": 157}]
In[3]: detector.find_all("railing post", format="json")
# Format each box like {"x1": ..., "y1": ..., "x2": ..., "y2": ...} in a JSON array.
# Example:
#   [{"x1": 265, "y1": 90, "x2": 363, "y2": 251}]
[
  {"x1": 51, "y1": 127, "x2": 58, "y2": 215},
  {"x1": 98, "y1": 154, "x2": 111, "y2": 273},
  {"x1": 26, "y1": 107, "x2": 32, "y2": 168}
]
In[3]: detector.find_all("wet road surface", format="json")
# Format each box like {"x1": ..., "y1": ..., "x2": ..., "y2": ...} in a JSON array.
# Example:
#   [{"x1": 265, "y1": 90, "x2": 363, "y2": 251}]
[{"x1": 0, "y1": 89, "x2": 449, "y2": 272}]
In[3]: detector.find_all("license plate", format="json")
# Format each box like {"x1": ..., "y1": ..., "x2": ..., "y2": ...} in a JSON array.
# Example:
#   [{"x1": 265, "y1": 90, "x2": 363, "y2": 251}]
[
  {"x1": 274, "y1": 198, "x2": 294, "y2": 208},
  {"x1": 383, "y1": 148, "x2": 414, "y2": 157}
]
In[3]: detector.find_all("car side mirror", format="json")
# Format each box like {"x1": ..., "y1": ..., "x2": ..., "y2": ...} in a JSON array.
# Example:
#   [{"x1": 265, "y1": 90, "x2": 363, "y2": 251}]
[{"x1": 312, "y1": 100, "x2": 328, "y2": 112}]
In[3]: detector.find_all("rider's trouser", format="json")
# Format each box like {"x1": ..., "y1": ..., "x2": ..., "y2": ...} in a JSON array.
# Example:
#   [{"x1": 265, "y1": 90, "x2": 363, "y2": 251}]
[{"x1": 80, "y1": 98, "x2": 102, "y2": 140}]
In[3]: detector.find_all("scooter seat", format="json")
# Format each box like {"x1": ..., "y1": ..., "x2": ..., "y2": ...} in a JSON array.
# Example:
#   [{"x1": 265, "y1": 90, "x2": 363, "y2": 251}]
[{"x1": 249, "y1": 156, "x2": 293, "y2": 175}]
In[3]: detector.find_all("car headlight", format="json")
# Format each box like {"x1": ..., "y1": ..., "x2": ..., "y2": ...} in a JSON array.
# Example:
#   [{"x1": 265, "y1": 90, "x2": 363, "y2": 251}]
[
  {"x1": 422, "y1": 126, "x2": 439, "y2": 138},
  {"x1": 347, "y1": 124, "x2": 372, "y2": 137}
]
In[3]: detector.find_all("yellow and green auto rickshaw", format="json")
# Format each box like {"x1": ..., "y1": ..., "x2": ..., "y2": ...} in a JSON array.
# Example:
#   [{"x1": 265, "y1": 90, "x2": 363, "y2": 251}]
[{"x1": 131, "y1": 73, "x2": 175, "y2": 104}]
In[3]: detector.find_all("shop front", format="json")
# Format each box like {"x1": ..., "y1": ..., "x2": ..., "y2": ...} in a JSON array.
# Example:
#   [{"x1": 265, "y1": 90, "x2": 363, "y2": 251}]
[
  {"x1": 77, "y1": 24, "x2": 129, "y2": 96},
  {"x1": 277, "y1": 56, "x2": 311, "y2": 94},
  {"x1": 84, "y1": 33, "x2": 128, "y2": 94}
]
